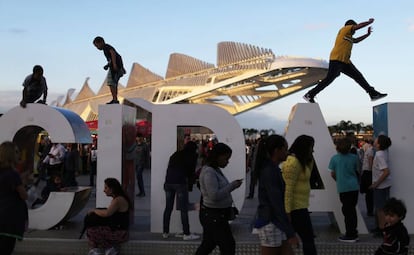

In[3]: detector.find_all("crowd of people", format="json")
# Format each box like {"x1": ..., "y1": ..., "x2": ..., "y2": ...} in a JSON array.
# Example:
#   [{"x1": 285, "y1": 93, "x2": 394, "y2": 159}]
[{"x1": 1, "y1": 131, "x2": 410, "y2": 255}]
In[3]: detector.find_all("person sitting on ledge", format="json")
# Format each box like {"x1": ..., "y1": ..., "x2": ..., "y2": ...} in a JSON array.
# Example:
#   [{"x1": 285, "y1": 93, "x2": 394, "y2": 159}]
[{"x1": 86, "y1": 178, "x2": 131, "y2": 255}]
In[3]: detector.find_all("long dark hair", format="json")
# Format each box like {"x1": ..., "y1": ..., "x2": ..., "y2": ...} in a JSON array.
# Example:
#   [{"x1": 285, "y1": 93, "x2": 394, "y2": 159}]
[
  {"x1": 104, "y1": 178, "x2": 131, "y2": 209},
  {"x1": 204, "y1": 142, "x2": 232, "y2": 169},
  {"x1": 289, "y1": 135, "x2": 314, "y2": 170},
  {"x1": 254, "y1": 134, "x2": 287, "y2": 178}
]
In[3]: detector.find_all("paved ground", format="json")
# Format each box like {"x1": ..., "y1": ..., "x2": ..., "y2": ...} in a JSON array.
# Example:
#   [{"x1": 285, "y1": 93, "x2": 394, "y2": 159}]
[{"x1": 13, "y1": 169, "x2": 412, "y2": 254}]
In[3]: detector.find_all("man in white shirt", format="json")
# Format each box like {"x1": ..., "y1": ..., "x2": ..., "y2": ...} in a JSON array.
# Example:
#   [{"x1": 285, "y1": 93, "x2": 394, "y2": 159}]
[{"x1": 43, "y1": 143, "x2": 66, "y2": 177}]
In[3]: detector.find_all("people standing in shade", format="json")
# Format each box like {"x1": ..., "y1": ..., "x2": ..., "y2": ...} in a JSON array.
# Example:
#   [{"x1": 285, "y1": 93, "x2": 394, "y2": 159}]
[
  {"x1": 20, "y1": 65, "x2": 48, "y2": 108},
  {"x1": 80, "y1": 144, "x2": 90, "y2": 175},
  {"x1": 162, "y1": 141, "x2": 199, "y2": 241},
  {"x1": 37, "y1": 136, "x2": 51, "y2": 180},
  {"x1": 93, "y1": 36, "x2": 126, "y2": 104},
  {"x1": 89, "y1": 140, "x2": 98, "y2": 187},
  {"x1": 63, "y1": 143, "x2": 79, "y2": 187},
  {"x1": 282, "y1": 135, "x2": 317, "y2": 255},
  {"x1": 303, "y1": 18, "x2": 387, "y2": 103},
  {"x1": 196, "y1": 143, "x2": 243, "y2": 255},
  {"x1": 369, "y1": 135, "x2": 392, "y2": 235},
  {"x1": 329, "y1": 138, "x2": 360, "y2": 242},
  {"x1": 0, "y1": 141, "x2": 28, "y2": 255},
  {"x1": 135, "y1": 133, "x2": 150, "y2": 197},
  {"x1": 246, "y1": 137, "x2": 263, "y2": 199},
  {"x1": 360, "y1": 139, "x2": 374, "y2": 216},
  {"x1": 375, "y1": 198, "x2": 410, "y2": 255},
  {"x1": 254, "y1": 135, "x2": 298, "y2": 255}
]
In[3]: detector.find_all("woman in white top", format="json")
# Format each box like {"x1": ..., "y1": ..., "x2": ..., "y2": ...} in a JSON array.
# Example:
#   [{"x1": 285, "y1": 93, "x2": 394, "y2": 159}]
[{"x1": 369, "y1": 135, "x2": 392, "y2": 232}]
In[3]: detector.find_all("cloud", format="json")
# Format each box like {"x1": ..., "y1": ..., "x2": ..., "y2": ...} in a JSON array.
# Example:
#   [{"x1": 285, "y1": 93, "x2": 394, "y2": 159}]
[
  {"x1": 304, "y1": 22, "x2": 329, "y2": 31},
  {"x1": 406, "y1": 18, "x2": 414, "y2": 31},
  {"x1": 7, "y1": 28, "x2": 27, "y2": 34}
]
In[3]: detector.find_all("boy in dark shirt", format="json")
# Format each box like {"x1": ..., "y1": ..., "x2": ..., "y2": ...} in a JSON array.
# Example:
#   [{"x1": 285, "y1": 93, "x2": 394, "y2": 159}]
[
  {"x1": 93, "y1": 36, "x2": 126, "y2": 104},
  {"x1": 376, "y1": 198, "x2": 410, "y2": 255},
  {"x1": 20, "y1": 65, "x2": 48, "y2": 108}
]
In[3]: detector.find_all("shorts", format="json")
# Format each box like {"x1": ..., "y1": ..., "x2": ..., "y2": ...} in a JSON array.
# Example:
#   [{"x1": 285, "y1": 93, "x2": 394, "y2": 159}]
[
  {"x1": 374, "y1": 186, "x2": 390, "y2": 211},
  {"x1": 257, "y1": 223, "x2": 287, "y2": 247},
  {"x1": 107, "y1": 68, "x2": 125, "y2": 87}
]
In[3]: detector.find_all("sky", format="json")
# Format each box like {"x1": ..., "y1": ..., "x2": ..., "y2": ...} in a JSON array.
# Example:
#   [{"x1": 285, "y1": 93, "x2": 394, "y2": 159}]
[{"x1": 1, "y1": 0, "x2": 413, "y2": 132}]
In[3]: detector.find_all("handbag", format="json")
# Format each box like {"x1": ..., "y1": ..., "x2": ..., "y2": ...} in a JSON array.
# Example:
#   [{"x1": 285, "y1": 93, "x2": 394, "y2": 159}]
[{"x1": 226, "y1": 206, "x2": 239, "y2": 221}]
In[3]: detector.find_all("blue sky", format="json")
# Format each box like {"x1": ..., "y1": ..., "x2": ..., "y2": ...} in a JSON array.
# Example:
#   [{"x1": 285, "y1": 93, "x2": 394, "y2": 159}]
[{"x1": 1, "y1": 0, "x2": 413, "y2": 132}]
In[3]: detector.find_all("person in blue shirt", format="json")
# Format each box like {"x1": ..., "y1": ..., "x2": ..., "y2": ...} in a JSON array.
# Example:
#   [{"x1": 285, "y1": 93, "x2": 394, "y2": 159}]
[{"x1": 329, "y1": 138, "x2": 360, "y2": 243}]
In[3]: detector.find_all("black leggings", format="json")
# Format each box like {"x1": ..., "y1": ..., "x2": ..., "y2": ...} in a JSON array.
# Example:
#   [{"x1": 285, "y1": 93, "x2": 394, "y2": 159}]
[{"x1": 0, "y1": 235, "x2": 17, "y2": 255}]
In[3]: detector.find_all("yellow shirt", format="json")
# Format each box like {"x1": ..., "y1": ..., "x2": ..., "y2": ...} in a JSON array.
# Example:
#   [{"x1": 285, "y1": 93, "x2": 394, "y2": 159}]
[
  {"x1": 329, "y1": 25, "x2": 354, "y2": 64},
  {"x1": 281, "y1": 155, "x2": 312, "y2": 213}
]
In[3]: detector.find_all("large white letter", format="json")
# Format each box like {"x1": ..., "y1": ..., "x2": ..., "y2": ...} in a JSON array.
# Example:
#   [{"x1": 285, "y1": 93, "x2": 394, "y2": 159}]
[
  {"x1": 285, "y1": 103, "x2": 368, "y2": 234},
  {"x1": 126, "y1": 98, "x2": 246, "y2": 233}
]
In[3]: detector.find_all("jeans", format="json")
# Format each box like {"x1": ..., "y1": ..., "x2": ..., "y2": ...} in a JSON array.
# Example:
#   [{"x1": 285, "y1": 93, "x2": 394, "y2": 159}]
[
  {"x1": 195, "y1": 207, "x2": 235, "y2": 255},
  {"x1": 360, "y1": 170, "x2": 373, "y2": 214},
  {"x1": 291, "y1": 208, "x2": 317, "y2": 255},
  {"x1": 339, "y1": 190, "x2": 359, "y2": 237},
  {"x1": 247, "y1": 168, "x2": 256, "y2": 198},
  {"x1": 373, "y1": 186, "x2": 390, "y2": 211},
  {"x1": 89, "y1": 161, "x2": 97, "y2": 186},
  {"x1": 308, "y1": 60, "x2": 375, "y2": 97},
  {"x1": 163, "y1": 183, "x2": 190, "y2": 235},
  {"x1": 135, "y1": 165, "x2": 145, "y2": 194}
]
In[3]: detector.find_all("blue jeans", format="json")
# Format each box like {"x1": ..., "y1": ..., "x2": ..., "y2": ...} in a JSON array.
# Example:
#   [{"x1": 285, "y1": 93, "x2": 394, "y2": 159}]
[
  {"x1": 373, "y1": 186, "x2": 390, "y2": 211},
  {"x1": 163, "y1": 183, "x2": 190, "y2": 234},
  {"x1": 135, "y1": 165, "x2": 145, "y2": 194},
  {"x1": 291, "y1": 208, "x2": 317, "y2": 255}
]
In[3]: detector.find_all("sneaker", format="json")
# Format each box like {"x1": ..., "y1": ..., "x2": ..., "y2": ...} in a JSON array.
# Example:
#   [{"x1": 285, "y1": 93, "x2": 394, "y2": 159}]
[
  {"x1": 106, "y1": 100, "x2": 120, "y2": 104},
  {"x1": 20, "y1": 100, "x2": 27, "y2": 108},
  {"x1": 338, "y1": 235, "x2": 359, "y2": 243},
  {"x1": 88, "y1": 248, "x2": 105, "y2": 255},
  {"x1": 105, "y1": 247, "x2": 119, "y2": 255},
  {"x1": 303, "y1": 93, "x2": 315, "y2": 103},
  {"x1": 373, "y1": 231, "x2": 383, "y2": 238},
  {"x1": 136, "y1": 192, "x2": 145, "y2": 197},
  {"x1": 162, "y1": 233, "x2": 169, "y2": 239},
  {"x1": 183, "y1": 233, "x2": 200, "y2": 241},
  {"x1": 370, "y1": 92, "x2": 387, "y2": 101},
  {"x1": 175, "y1": 232, "x2": 184, "y2": 237}
]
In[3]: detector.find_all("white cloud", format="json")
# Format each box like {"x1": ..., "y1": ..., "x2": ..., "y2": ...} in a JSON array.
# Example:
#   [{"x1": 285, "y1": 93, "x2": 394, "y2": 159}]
[
  {"x1": 406, "y1": 17, "x2": 414, "y2": 31},
  {"x1": 304, "y1": 22, "x2": 329, "y2": 31}
]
